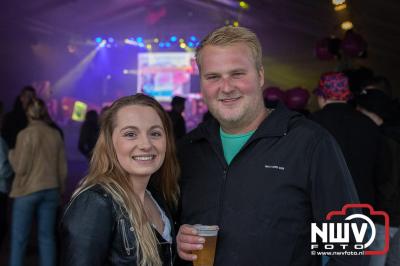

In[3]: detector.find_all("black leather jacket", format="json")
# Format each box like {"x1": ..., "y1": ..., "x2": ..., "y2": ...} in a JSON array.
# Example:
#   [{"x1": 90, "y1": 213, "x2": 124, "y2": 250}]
[{"x1": 61, "y1": 184, "x2": 175, "y2": 266}]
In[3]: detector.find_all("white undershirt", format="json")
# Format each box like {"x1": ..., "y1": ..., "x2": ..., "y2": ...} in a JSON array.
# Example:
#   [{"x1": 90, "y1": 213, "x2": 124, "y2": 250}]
[{"x1": 145, "y1": 190, "x2": 172, "y2": 243}]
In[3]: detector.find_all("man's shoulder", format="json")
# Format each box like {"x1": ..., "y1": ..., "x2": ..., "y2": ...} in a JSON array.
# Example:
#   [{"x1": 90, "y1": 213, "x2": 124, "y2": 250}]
[
  {"x1": 176, "y1": 126, "x2": 201, "y2": 151},
  {"x1": 180, "y1": 119, "x2": 215, "y2": 141}
]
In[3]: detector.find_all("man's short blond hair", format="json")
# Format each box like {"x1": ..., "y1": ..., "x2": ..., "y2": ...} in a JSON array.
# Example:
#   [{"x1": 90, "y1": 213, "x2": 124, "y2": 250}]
[{"x1": 195, "y1": 26, "x2": 263, "y2": 72}]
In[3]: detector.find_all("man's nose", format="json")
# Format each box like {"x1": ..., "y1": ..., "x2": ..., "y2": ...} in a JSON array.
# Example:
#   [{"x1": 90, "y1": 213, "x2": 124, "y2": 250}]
[{"x1": 220, "y1": 77, "x2": 233, "y2": 93}]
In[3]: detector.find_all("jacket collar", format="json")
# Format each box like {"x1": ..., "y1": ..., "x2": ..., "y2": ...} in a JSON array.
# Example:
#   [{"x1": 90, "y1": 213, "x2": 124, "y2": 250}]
[{"x1": 189, "y1": 102, "x2": 300, "y2": 143}]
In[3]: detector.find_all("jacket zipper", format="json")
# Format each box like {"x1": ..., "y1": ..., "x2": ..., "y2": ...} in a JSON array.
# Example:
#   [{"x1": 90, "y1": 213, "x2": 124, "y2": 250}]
[
  {"x1": 217, "y1": 167, "x2": 229, "y2": 225},
  {"x1": 210, "y1": 135, "x2": 258, "y2": 225},
  {"x1": 169, "y1": 245, "x2": 173, "y2": 266},
  {"x1": 120, "y1": 219, "x2": 131, "y2": 255},
  {"x1": 207, "y1": 140, "x2": 229, "y2": 225}
]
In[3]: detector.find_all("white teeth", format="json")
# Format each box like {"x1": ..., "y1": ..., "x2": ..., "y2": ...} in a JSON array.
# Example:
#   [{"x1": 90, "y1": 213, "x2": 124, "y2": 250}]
[{"x1": 132, "y1": 155, "x2": 154, "y2": 161}]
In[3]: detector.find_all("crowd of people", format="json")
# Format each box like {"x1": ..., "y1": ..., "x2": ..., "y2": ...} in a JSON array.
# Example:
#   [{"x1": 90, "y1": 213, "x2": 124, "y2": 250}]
[{"x1": 0, "y1": 25, "x2": 399, "y2": 266}]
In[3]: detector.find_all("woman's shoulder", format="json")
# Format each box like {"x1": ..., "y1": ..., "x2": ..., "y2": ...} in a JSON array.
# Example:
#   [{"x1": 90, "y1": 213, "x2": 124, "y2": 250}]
[
  {"x1": 74, "y1": 184, "x2": 113, "y2": 203},
  {"x1": 21, "y1": 121, "x2": 52, "y2": 136},
  {"x1": 63, "y1": 184, "x2": 114, "y2": 221},
  {"x1": 60, "y1": 184, "x2": 121, "y2": 262}
]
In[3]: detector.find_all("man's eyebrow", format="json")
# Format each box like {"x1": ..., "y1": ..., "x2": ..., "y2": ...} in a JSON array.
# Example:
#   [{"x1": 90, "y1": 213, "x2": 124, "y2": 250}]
[
  {"x1": 229, "y1": 68, "x2": 247, "y2": 73},
  {"x1": 203, "y1": 68, "x2": 247, "y2": 76},
  {"x1": 203, "y1": 72, "x2": 220, "y2": 76}
]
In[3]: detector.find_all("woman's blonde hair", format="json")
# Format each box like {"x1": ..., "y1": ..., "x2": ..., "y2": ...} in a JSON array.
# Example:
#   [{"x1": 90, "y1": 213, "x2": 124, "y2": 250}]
[{"x1": 73, "y1": 93, "x2": 180, "y2": 266}]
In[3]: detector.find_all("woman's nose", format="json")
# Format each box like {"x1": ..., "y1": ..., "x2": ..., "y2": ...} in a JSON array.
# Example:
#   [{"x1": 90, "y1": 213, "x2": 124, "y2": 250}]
[{"x1": 137, "y1": 135, "x2": 152, "y2": 150}]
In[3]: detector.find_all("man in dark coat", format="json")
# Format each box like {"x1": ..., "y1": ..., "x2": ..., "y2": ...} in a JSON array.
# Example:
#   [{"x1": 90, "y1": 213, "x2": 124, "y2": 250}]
[
  {"x1": 356, "y1": 88, "x2": 400, "y2": 266},
  {"x1": 311, "y1": 72, "x2": 382, "y2": 209},
  {"x1": 176, "y1": 26, "x2": 368, "y2": 266}
]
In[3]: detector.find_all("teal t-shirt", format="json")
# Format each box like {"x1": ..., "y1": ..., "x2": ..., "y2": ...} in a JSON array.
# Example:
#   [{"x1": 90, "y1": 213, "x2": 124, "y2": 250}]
[{"x1": 220, "y1": 128, "x2": 255, "y2": 165}]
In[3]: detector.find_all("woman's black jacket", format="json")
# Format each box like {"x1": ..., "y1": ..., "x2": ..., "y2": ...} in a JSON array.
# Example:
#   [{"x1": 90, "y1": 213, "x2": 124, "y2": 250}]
[{"x1": 60, "y1": 184, "x2": 175, "y2": 266}]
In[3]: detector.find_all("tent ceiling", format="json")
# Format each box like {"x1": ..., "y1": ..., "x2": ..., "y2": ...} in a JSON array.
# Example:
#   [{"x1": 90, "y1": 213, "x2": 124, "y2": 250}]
[{"x1": 1, "y1": 0, "x2": 399, "y2": 94}]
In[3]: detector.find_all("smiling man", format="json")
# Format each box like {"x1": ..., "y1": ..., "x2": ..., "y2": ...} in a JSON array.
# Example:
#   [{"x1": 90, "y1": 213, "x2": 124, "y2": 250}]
[{"x1": 176, "y1": 26, "x2": 368, "y2": 265}]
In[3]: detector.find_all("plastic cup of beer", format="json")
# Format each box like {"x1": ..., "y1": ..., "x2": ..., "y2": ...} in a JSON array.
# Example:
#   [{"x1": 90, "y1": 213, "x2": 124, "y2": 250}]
[{"x1": 192, "y1": 224, "x2": 219, "y2": 266}]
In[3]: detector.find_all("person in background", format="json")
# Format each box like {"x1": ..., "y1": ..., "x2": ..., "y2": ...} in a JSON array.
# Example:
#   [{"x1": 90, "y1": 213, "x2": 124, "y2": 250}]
[
  {"x1": 168, "y1": 96, "x2": 187, "y2": 141},
  {"x1": 362, "y1": 76, "x2": 393, "y2": 98},
  {"x1": 8, "y1": 98, "x2": 67, "y2": 266},
  {"x1": 311, "y1": 72, "x2": 382, "y2": 209},
  {"x1": 78, "y1": 110, "x2": 99, "y2": 160},
  {"x1": 0, "y1": 101, "x2": 3, "y2": 125},
  {"x1": 356, "y1": 88, "x2": 400, "y2": 266},
  {"x1": 61, "y1": 94, "x2": 180, "y2": 266},
  {"x1": 0, "y1": 101, "x2": 14, "y2": 252},
  {"x1": 44, "y1": 106, "x2": 64, "y2": 141},
  {"x1": 176, "y1": 26, "x2": 366, "y2": 265},
  {"x1": 2, "y1": 86, "x2": 36, "y2": 149}
]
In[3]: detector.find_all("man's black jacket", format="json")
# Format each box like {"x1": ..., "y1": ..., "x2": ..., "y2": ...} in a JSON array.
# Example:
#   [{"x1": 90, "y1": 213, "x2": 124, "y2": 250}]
[{"x1": 177, "y1": 103, "x2": 368, "y2": 266}]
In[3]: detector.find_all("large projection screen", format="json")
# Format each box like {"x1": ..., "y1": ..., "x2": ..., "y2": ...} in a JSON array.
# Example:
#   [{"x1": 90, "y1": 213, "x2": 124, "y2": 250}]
[{"x1": 137, "y1": 52, "x2": 196, "y2": 102}]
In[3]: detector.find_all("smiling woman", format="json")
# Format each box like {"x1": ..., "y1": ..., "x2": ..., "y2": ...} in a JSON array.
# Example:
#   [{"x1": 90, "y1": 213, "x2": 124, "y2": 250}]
[
  {"x1": 112, "y1": 104, "x2": 167, "y2": 181},
  {"x1": 61, "y1": 93, "x2": 180, "y2": 266}
]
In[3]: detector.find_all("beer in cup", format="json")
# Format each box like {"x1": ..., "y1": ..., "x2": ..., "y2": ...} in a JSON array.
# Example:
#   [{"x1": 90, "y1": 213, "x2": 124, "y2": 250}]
[{"x1": 192, "y1": 225, "x2": 219, "y2": 266}]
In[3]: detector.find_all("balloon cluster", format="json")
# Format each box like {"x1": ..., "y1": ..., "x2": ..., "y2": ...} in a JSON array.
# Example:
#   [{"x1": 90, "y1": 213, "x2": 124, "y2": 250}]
[
  {"x1": 263, "y1": 87, "x2": 310, "y2": 112},
  {"x1": 315, "y1": 30, "x2": 367, "y2": 60}
]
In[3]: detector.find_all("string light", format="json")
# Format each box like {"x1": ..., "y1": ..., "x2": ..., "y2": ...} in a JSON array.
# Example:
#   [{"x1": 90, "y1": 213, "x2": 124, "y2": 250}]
[
  {"x1": 239, "y1": 1, "x2": 249, "y2": 10},
  {"x1": 93, "y1": 35, "x2": 198, "y2": 50},
  {"x1": 341, "y1": 21, "x2": 353, "y2": 30},
  {"x1": 334, "y1": 3, "x2": 347, "y2": 11},
  {"x1": 332, "y1": 0, "x2": 345, "y2": 5},
  {"x1": 99, "y1": 40, "x2": 107, "y2": 48}
]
